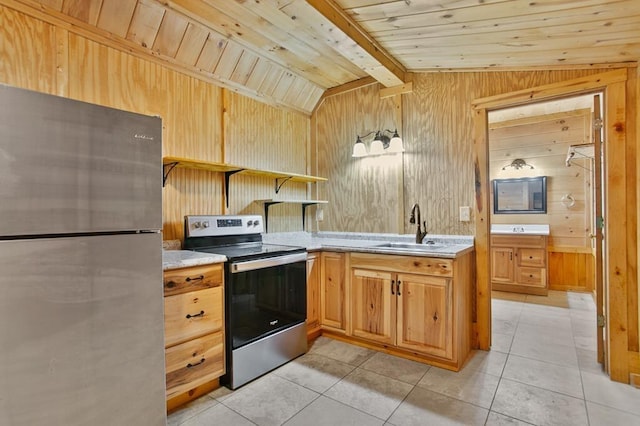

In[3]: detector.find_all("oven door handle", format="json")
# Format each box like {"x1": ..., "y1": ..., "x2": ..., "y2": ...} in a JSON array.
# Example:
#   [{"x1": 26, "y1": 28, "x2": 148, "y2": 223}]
[{"x1": 230, "y1": 252, "x2": 307, "y2": 273}]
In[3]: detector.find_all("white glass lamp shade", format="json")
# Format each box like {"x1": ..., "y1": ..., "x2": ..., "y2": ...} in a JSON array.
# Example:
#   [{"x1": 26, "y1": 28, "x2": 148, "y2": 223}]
[
  {"x1": 387, "y1": 134, "x2": 404, "y2": 153},
  {"x1": 352, "y1": 138, "x2": 367, "y2": 157},
  {"x1": 369, "y1": 133, "x2": 385, "y2": 155}
]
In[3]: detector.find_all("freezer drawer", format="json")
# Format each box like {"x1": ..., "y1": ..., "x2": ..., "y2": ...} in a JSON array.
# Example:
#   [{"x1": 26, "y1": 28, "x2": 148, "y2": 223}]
[
  {"x1": 0, "y1": 233, "x2": 166, "y2": 425},
  {"x1": 0, "y1": 84, "x2": 162, "y2": 236}
]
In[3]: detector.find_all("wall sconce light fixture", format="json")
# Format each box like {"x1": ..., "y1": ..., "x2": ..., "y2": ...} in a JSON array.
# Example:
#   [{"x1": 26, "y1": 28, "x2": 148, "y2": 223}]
[
  {"x1": 501, "y1": 158, "x2": 534, "y2": 170},
  {"x1": 352, "y1": 129, "x2": 404, "y2": 157}
]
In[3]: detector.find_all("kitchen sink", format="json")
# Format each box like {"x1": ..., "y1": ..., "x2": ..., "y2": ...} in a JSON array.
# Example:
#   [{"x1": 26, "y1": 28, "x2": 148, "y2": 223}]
[{"x1": 373, "y1": 242, "x2": 447, "y2": 251}]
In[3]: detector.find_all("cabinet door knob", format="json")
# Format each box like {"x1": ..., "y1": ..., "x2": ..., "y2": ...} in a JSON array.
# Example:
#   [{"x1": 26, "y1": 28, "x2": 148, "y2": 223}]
[
  {"x1": 391, "y1": 280, "x2": 395, "y2": 295},
  {"x1": 396, "y1": 281, "x2": 401, "y2": 296}
]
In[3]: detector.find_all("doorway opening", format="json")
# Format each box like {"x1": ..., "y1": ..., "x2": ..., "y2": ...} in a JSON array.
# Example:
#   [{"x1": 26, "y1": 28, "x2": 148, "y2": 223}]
[
  {"x1": 487, "y1": 93, "x2": 606, "y2": 371},
  {"x1": 471, "y1": 69, "x2": 634, "y2": 382}
]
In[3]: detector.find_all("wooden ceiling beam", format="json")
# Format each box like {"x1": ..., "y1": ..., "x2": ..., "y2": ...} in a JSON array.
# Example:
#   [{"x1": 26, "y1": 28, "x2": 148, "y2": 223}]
[{"x1": 306, "y1": 0, "x2": 406, "y2": 86}]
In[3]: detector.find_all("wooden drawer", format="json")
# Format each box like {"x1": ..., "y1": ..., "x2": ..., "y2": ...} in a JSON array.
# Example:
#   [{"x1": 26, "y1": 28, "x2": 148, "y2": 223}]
[
  {"x1": 491, "y1": 234, "x2": 546, "y2": 248},
  {"x1": 164, "y1": 287, "x2": 223, "y2": 347},
  {"x1": 350, "y1": 253, "x2": 453, "y2": 277},
  {"x1": 164, "y1": 263, "x2": 223, "y2": 297},
  {"x1": 518, "y1": 248, "x2": 546, "y2": 267},
  {"x1": 165, "y1": 332, "x2": 224, "y2": 399},
  {"x1": 517, "y1": 267, "x2": 545, "y2": 287}
]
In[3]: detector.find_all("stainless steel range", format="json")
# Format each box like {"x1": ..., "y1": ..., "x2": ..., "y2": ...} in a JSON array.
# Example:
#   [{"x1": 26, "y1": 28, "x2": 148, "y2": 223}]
[{"x1": 183, "y1": 215, "x2": 307, "y2": 389}]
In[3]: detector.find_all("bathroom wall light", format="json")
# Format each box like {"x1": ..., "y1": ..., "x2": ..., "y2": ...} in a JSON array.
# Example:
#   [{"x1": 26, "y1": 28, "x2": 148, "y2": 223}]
[
  {"x1": 352, "y1": 129, "x2": 404, "y2": 158},
  {"x1": 501, "y1": 158, "x2": 534, "y2": 170}
]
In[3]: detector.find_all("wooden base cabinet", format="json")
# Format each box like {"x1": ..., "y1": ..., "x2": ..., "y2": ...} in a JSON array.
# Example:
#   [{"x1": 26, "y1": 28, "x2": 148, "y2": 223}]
[
  {"x1": 306, "y1": 252, "x2": 321, "y2": 337},
  {"x1": 345, "y1": 252, "x2": 473, "y2": 370},
  {"x1": 163, "y1": 263, "x2": 225, "y2": 411},
  {"x1": 320, "y1": 252, "x2": 347, "y2": 332},
  {"x1": 491, "y1": 234, "x2": 548, "y2": 295}
]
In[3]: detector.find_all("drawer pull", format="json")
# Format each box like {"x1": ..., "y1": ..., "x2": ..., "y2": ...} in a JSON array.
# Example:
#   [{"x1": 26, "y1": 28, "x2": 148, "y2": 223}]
[
  {"x1": 397, "y1": 281, "x2": 401, "y2": 296},
  {"x1": 186, "y1": 275, "x2": 205, "y2": 282},
  {"x1": 187, "y1": 358, "x2": 205, "y2": 368},
  {"x1": 391, "y1": 280, "x2": 395, "y2": 295},
  {"x1": 186, "y1": 310, "x2": 205, "y2": 319}
]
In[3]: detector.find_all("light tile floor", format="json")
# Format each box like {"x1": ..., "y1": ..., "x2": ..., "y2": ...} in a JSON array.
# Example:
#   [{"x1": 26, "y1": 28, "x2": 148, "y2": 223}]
[{"x1": 168, "y1": 291, "x2": 640, "y2": 425}]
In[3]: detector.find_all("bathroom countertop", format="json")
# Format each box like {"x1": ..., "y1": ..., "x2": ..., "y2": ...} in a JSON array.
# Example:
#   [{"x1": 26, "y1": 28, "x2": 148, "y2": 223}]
[{"x1": 490, "y1": 224, "x2": 550, "y2": 235}]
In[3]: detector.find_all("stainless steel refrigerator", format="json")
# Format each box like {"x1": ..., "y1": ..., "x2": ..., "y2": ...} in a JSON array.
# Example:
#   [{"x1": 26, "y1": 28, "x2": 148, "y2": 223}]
[{"x1": 0, "y1": 84, "x2": 166, "y2": 425}]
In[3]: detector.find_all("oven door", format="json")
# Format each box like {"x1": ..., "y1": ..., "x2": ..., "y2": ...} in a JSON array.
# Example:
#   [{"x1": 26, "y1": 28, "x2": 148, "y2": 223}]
[{"x1": 227, "y1": 252, "x2": 307, "y2": 350}]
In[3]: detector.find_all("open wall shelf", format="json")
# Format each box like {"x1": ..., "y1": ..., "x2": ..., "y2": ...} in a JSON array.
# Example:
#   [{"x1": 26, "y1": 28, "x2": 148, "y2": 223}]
[
  {"x1": 256, "y1": 199, "x2": 328, "y2": 232},
  {"x1": 163, "y1": 156, "x2": 327, "y2": 208}
]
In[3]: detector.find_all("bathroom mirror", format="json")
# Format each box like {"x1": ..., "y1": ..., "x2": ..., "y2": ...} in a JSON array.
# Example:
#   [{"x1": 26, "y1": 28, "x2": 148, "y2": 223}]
[{"x1": 493, "y1": 176, "x2": 547, "y2": 214}]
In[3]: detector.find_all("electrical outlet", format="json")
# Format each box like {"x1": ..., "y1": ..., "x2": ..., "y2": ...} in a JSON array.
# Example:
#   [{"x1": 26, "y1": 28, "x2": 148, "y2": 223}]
[
  {"x1": 316, "y1": 208, "x2": 324, "y2": 222},
  {"x1": 459, "y1": 206, "x2": 471, "y2": 222}
]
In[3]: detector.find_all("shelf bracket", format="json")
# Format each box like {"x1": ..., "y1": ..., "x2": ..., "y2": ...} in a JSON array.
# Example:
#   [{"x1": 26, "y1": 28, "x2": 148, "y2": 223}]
[
  {"x1": 301, "y1": 203, "x2": 319, "y2": 231},
  {"x1": 224, "y1": 169, "x2": 244, "y2": 208},
  {"x1": 162, "y1": 162, "x2": 179, "y2": 187},
  {"x1": 263, "y1": 201, "x2": 283, "y2": 233},
  {"x1": 275, "y1": 176, "x2": 293, "y2": 194}
]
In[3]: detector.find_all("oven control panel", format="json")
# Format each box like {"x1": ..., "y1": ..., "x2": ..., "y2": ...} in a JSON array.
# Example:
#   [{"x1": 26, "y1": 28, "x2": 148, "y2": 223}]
[{"x1": 185, "y1": 215, "x2": 264, "y2": 237}]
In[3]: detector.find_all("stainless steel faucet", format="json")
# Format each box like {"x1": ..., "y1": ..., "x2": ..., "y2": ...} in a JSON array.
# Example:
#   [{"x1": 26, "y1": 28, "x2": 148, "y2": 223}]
[{"x1": 410, "y1": 203, "x2": 427, "y2": 244}]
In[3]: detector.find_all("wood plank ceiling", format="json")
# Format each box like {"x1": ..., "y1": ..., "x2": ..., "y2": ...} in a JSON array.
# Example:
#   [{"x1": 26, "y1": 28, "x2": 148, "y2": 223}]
[{"x1": 5, "y1": 0, "x2": 640, "y2": 114}]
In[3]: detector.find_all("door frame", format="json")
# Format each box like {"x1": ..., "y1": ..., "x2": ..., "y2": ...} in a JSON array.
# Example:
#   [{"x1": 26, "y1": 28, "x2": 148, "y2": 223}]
[{"x1": 472, "y1": 69, "x2": 634, "y2": 383}]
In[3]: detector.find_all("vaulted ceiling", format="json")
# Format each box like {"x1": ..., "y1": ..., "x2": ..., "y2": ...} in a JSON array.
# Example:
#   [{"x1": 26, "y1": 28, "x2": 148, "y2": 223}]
[{"x1": 8, "y1": 0, "x2": 640, "y2": 114}]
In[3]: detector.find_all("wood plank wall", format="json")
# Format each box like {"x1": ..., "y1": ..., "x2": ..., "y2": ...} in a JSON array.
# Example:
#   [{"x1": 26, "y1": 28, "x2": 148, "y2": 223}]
[
  {"x1": 315, "y1": 70, "x2": 608, "y2": 236},
  {"x1": 224, "y1": 92, "x2": 310, "y2": 234},
  {"x1": 0, "y1": 5, "x2": 311, "y2": 242},
  {"x1": 314, "y1": 83, "x2": 403, "y2": 233},
  {"x1": 489, "y1": 109, "x2": 595, "y2": 292}
]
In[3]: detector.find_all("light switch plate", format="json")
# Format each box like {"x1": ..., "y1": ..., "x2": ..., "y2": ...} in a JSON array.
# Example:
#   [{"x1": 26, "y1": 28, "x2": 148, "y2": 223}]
[
  {"x1": 459, "y1": 206, "x2": 471, "y2": 222},
  {"x1": 316, "y1": 208, "x2": 324, "y2": 222}
]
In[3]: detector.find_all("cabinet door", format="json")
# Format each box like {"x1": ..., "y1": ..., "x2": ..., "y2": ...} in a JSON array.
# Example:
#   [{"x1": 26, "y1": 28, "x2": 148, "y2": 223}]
[
  {"x1": 320, "y1": 252, "x2": 346, "y2": 330},
  {"x1": 491, "y1": 247, "x2": 514, "y2": 283},
  {"x1": 396, "y1": 273, "x2": 453, "y2": 359},
  {"x1": 350, "y1": 268, "x2": 395, "y2": 345},
  {"x1": 306, "y1": 253, "x2": 321, "y2": 332}
]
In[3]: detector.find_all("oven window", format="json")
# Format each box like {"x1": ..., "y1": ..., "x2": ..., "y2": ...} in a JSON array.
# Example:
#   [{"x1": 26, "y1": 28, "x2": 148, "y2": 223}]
[{"x1": 228, "y1": 260, "x2": 306, "y2": 349}]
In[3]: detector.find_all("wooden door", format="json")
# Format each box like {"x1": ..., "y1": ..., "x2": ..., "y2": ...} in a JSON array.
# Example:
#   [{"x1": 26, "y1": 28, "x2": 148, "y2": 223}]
[
  {"x1": 490, "y1": 247, "x2": 514, "y2": 283},
  {"x1": 593, "y1": 94, "x2": 606, "y2": 368},
  {"x1": 350, "y1": 268, "x2": 395, "y2": 345},
  {"x1": 320, "y1": 252, "x2": 346, "y2": 330},
  {"x1": 306, "y1": 253, "x2": 321, "y2": 332},
  {"x1": 396, "y1": 273, "x2": 453, "y2": 359}
]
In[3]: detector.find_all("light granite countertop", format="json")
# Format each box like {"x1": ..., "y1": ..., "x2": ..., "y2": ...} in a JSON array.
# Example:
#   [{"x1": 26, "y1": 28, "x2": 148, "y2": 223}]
[
  {"x1": 162, "y1": 250, "x2": 226, "y2": 270},
  {"x1": 263, "y1": 231, "x2": 474, "y2": 259}
]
